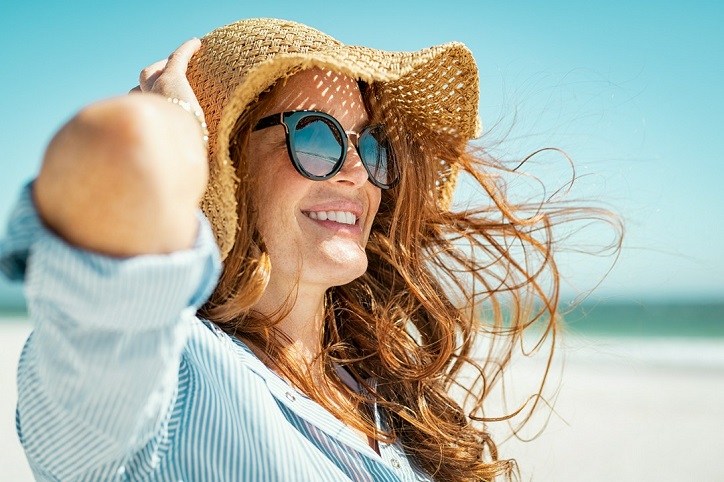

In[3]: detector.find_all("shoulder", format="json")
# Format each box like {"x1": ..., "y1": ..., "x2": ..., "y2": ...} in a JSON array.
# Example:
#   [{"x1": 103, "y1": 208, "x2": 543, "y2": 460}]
[{"x1": 181, "y1": 319, "x2": 271, "y2": 393}]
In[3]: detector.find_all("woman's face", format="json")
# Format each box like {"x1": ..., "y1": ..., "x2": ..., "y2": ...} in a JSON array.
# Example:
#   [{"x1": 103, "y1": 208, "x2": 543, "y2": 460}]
[{"x1": 249, "y1": 68, "x2": 381, "y2": 292}]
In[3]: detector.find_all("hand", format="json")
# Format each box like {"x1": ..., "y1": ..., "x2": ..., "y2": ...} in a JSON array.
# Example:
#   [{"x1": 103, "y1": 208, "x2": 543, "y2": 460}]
[{"x1": 130, "y1": 38, "x2": 203, "y2": 115}]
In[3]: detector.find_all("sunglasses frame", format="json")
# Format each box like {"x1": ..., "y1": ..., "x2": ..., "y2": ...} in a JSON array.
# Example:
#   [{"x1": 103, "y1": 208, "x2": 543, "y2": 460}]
[{"x1": 253, "y1": 110, "x2": 398, "y2": 189}]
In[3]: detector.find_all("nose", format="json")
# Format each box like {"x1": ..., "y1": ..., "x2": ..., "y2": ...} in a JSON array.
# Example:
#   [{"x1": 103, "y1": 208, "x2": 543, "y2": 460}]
[{"x1": 332, "y1": 139, "x2": 369, "y2": 188}]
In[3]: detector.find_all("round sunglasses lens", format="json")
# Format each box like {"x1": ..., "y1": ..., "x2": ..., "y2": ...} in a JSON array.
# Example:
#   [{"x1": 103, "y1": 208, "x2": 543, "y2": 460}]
[
  {"x1": 294, "y1": 116, "x2": 344, "y2": 177},
  {"x1": 359, "y1": 126, "x2": 395, "y2": 186}
]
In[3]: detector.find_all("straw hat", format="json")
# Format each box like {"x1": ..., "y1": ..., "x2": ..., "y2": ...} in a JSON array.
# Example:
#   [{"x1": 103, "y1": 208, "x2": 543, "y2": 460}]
[{"x1": 186, "y1": 18, "x2": 481, "y2": 260}]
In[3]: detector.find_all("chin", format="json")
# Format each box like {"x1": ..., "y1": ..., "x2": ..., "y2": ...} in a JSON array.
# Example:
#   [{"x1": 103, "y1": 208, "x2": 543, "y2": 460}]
[
  {"x1": 312, "y1": 253, "x2": 368, "y2": 287},
  {"x1": 329, "y1": 262, "x2": 368, "y2": 287},
  {"x1": 307, "y1": 240, "x2": 367, "y2": 283}
]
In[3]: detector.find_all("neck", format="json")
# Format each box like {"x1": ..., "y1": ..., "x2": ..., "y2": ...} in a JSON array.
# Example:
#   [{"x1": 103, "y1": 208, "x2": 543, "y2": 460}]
[{"x1": 251, "y1": 278, "x2": 328, "y2": 369}]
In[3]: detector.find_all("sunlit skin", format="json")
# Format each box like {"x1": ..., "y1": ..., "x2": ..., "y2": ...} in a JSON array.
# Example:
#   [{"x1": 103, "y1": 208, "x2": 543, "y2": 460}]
[{"x1": 248, "y1": 68, "x2": 382, "y2": 366}]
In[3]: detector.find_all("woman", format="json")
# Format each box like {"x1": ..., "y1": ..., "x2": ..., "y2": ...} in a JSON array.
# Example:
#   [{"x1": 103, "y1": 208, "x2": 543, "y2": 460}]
[{"x1": 1, "y1": 18, "x2": 605, "y2": 481}]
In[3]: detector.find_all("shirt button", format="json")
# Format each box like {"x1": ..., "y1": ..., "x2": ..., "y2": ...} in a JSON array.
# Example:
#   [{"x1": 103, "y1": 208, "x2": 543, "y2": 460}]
[
  {"x1": 390, "y1": 458, "x2": 401, "y2": 469},
  {"x1": 285, "y1": 391, "x2": 296, "y2": 402}
]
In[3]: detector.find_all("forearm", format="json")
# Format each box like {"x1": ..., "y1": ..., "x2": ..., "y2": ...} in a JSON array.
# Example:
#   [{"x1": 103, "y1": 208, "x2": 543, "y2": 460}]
[{"x1": 33, "y1": 94, "x2": 208, "y2": 257}]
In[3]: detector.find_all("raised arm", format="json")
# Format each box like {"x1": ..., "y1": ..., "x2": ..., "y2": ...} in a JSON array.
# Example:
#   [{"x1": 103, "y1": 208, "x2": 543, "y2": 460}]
[
  {"x1": 10, "y1": 39, "x2": 221, "y2": 480},
  {"x1": 34, "y1": 38, "x2": 208, "y2": 256}
]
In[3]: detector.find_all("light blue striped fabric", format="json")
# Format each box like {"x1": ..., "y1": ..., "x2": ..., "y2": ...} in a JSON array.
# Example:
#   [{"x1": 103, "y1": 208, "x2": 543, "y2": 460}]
[{"x1": 1, "y1": 185, "x2": 433, "y2": 481}]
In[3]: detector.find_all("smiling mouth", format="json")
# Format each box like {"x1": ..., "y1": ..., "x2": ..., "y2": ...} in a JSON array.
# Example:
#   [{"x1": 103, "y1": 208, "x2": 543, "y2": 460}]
[{"x1": 305, "y1": 210, "x2": 358, "y2": 225}]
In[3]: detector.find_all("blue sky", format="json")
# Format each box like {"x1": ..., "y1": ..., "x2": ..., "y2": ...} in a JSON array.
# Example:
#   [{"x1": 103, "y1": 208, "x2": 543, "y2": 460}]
[{"x1": 1, "y1": 0, "x2": 722, "y2": 303}]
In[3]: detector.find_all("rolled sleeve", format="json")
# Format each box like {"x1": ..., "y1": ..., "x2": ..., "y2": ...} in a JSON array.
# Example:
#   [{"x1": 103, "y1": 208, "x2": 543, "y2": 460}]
[
  {"x1": 25, "y1": 200, "x2": 220, "y2": 332},
  {"x1": 1, "y1": 183, "x2": 220, "y2": 321}
]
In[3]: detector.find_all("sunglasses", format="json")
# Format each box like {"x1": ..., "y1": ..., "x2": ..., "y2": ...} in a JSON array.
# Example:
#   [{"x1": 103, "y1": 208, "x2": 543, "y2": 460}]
[{"x1": 253, "y1": 110, "x2": 398, "y2": 189}]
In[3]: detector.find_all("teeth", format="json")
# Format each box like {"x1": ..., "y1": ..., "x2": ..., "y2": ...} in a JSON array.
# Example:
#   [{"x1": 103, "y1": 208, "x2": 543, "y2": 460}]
[{"x1": 307, "y1": 210, "x2": 357, "y2": 225}]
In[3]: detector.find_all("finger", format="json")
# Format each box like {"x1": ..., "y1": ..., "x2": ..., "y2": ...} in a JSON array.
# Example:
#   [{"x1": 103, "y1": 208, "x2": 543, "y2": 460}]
[
  {"x1": 129, "y1": 85, "x2": 142, "y2": 94},
  {"x1": 164, "y1": 38, "x2": 202, "y2": 75},
  {"x1": 139, "y1": 59, "x2": 168, "y2": 91}
]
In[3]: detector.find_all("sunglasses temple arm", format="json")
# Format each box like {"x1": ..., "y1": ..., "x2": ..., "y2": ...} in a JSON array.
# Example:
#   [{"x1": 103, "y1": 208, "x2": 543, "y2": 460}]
[{"x1": 253, "y1": 113, "x2": 285, "y2": 131}]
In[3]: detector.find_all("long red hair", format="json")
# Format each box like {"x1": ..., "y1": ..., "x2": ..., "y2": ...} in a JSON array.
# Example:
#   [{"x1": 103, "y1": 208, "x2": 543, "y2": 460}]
[{"x1": 200, "y1": 79, "x2": 621, "y2": 481}]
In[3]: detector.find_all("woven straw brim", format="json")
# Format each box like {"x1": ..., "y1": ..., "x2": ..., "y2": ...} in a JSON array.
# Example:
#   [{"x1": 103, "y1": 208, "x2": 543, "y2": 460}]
[{"x1": 187, "y1": 19, "x2": 481, "y2": 260}]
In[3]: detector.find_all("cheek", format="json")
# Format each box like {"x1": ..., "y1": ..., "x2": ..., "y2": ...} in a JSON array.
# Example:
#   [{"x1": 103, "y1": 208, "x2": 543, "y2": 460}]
[
  {"x1": 364, "y1": 186, "x2": 382, "y2": 236},
  {"x1": 252, "y1": 144, "x2": 296, "y2": 206},
  {"x1": 250, "y1": 151, "x2": 287, "y2": 235},
  {"x1": 253, "y1": 156, "x2": 310, "y2": 239},
  {"x1": 369, "y1": 188, "x2": 381, "y2": 215}
]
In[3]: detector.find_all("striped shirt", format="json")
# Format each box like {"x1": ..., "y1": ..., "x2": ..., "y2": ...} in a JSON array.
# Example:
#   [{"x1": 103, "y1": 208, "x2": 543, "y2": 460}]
[{"x1": 1, "y1": 185, "x2": 433, "y2": 481}]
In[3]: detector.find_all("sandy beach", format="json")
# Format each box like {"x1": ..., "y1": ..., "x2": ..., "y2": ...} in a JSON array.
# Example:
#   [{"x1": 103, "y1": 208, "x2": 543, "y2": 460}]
[
  {"x1": 2, "y1": 318, "x2": 723, "y2": 481},
  {"x1": 1, "y1": 318, "x2": 33, "y2": 481}
]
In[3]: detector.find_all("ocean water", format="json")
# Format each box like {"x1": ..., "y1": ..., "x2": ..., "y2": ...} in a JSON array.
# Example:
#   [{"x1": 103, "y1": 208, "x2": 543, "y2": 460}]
[
  {"x1": 562, "y1": 300, "x2": 724, "y2": 338},
  {"x1": 3, "y1": 300, "x2": 723, "y2": 337},
  {"x1": 3, "y1": 301, "x2": 724, "y2": 372}
]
